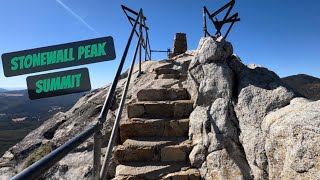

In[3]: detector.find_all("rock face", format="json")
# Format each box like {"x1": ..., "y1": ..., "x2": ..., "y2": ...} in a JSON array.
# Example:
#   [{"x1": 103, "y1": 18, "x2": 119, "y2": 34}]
[
  {"x1": 187, "y1": 37, "x2": 253, "y2": 179},
  {"x1": 1, "y1": 36, "x2": 320, "y2": 180},
  {"x1": 235, "y1": 86, "x2": 295, "y2": 179},
  {"x1": 263, "y1": 98, "x2": 320, "y2": 179},
  {"x1": 187, "y1": 36, "x2": 319, "y2": 180}
]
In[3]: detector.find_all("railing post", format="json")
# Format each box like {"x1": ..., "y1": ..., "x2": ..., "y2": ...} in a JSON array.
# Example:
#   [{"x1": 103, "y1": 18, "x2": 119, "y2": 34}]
[
  {"x1": 203, "y1": 7, "x2": 207, "y2": 37},
  {"x1": 96, "y1": 9, "x2": 142, "y2": 125},
  {"x1": 139, "y1": 39, "x2": 142, "y2": 75},
  {"x1": 93, "y1": 130, "x2": 102, "y2": 180},
  {"x1": 100, "y1": 34, "x2": 142, "y2": 180},
  {"x1": 144, "y1": 17, "x2": 148, "y2": 61},
  {"x1": 150, "y1": 48, "x2": 152, "y2": 60},
  {"x1": 139, "y1": 10, "x2": 143, "y2": 75},
  {"x1": 145, "y1": 35, "x2": 148, "y2": 62},
  {"x1": 99, "y1": 10, "x2": 143, "y2": 180}
]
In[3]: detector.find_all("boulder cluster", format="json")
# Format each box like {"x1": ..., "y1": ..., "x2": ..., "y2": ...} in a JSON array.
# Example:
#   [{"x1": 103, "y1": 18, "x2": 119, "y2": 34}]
[{"x1": 187, "y1": 37, "x2": 320, "y2": 179}]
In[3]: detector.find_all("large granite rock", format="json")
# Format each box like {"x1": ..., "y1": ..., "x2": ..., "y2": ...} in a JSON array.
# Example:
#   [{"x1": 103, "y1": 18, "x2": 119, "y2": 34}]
[
  {"x1": 187, "y1": 37, "x2": 252, "y2": 179},
  {"x1": 235, "y1": 85, "x2": 295, "y2": 179},
  {"x1": 188, "y1": 37, "x2": 234, "y2": 106},
  {"x1": 186, "y1": 36, "x2": 316, "y2": 180},
  {"x1": 227, "y1": 54, "x2": 297, "y2": 179},
  {"x1": 263, "y1": 98, "x2": 320, "y2": 179}
]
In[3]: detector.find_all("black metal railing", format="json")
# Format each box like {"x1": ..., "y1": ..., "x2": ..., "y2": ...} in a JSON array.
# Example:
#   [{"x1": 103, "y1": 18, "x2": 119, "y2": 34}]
[
  {"x1": 122, "y1": 5, "x2": 171, "y2": 60},
  {"x1": 151, "y1": 49, "x2": 172, "y2": 59},
  {"x1": 203, "y1": 0, "x2": 240, "y2": 39},
  {"x1": 11, "y1": 6, "x2": 150, "y2": 180},
  {"x1": 122, "y1": 5, "x2": 151, "y2": 64}
]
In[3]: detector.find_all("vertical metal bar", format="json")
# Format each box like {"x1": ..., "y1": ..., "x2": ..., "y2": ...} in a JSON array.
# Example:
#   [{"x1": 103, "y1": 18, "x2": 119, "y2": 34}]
[
  {"x1": 93, "y1": 131, "x2": 102, "y2": 180},
  {"x1": 139, "y1": 10, "x2": 143, "y2": 75},
  {"x1": 139, "y1": 41, "x2": 142, "y2": 75},
  {"x1": 148, "y1": 36, "x2": 152, "y2": 60},
  {"x1": 97, "y1": 10, "x2": 142, "y2": 125},
  {"x1": 145, "y1": 40, "x2": 147, "y2": 61},
  {"x1": 225, "y1": 16, "x2": 237, "y2": 39},
  {"x1": 145, "y1": 29, "x2": 148, "y2": 62},
  {"x1": 143, "y1": 16, "x2": 151, "y2": 61},
  {"x1": 100, "y1": 34, "x2": 142, "y2": 180},
  {"x1": 143, "y1": 15, "x2": 147, "y2": 62},
  {"x1": 150, "y1": 49, "x2": 152, "y2": 60},
  {"x1": 122, "y1": 5, "x2": 150, "y2": 57},
  {"x1": 203, "y1": 7, "x2": 207, "y2": 37},
  {"x1": 98, "y1": 10, "x2": 142, "y2": 180},
  {"x1": 222, "y1": 0, "x2": 235, "y2": 23},
  {"x1": 148, "y1": 36, "x2": 151, "y2": 60}
]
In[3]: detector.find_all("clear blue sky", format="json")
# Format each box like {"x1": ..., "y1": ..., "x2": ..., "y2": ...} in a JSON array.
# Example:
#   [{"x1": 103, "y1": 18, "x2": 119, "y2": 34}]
[{"x1": 0, "y1": 0, "x2": 319, "y2": 89}]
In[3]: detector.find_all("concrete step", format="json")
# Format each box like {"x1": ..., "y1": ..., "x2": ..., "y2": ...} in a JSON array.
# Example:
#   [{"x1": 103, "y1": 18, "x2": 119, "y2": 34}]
[
  {"x1": 127, "y1": 100, "x2": 193, "y2": 119},
  {"x1": 120, "y1": 118, "x2": 189, "y2": 143},
  {"x1": 137, "y1": 88, "x2": 189, "y2": 101},
  {"x1": 113, "y1": 137, "x2": 192, "y2": 163},
  {"x1": 115, "y1": 162, "x2": 194, "y2": 180}
]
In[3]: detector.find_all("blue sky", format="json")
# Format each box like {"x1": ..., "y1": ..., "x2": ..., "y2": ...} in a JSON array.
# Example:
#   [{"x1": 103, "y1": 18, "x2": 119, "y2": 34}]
[{"x1": 0, "y1": 0, "x2": 319, "y2": 89}]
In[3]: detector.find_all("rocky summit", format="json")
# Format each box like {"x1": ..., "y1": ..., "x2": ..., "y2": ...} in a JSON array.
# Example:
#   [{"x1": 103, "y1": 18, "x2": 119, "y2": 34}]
[{"x1": 1, "y1": 36, "x2": 320, "y2": 180}]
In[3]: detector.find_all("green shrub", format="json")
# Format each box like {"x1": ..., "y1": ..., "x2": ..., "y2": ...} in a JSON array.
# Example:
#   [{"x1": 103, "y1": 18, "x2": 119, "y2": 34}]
[{"x1": 20, "y1": 144, "x2": 52, "y2": 171}]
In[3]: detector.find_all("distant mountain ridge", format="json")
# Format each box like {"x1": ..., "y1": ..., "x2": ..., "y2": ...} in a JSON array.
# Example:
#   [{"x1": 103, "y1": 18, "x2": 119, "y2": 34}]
[
  {"x1": 0, "y1": 89, "x2": 85, "y2": 156},
  {"x1": 282, "y1": 74, "x2": 320, "y2": 101},
  {"x1": 0, "y1": 88, "x2": 9, "y2": 93}
]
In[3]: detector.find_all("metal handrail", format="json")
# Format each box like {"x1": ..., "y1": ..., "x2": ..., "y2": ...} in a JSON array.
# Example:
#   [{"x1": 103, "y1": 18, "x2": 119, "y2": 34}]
[
  {"x1": 11, "y1": 7, "x2": 148, "y2": 180},
  {"x1": 151, "y1": 49, "x2": 172, "y2": 59},
  {"x1": 203, "y1": 0, "x2": 240, "y2": 39},
  {"x1": 122, "y1": 5, "x2": 170, "y2": 61},
  {"x1": 122, "y1": 5, "x2": 151, "y2": 61},
  {"x1": 11, "y1": 126, "x2": 97, "y2": 180},
  {"x1": 100, "y1": 30, "x2": 142, "y2": 180}
]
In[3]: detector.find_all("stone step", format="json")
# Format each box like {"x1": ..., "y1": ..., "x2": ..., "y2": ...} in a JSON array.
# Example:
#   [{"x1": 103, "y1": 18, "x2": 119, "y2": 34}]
[
  {"x1": 115, "y1": 162, "x2": 194, "y2": 180},
  {"x1": 163, "y1": 169, "x2": 201, "y2": 180},
  {"x1": 127, "y1": 100, "x2": 193, "y2": 119},
  {"x1": 155, "y1": 68, "x2": 181, "y2": 76},
  {"x1": 137, "y1": 88, "x2": 189, "y2": 101},
  {"x1": 156, "y1": 74, "x2": 188, "y2": 81},
  {"x1": 120, "y1": 118, "x2": 189, "y2": 143},
  {"x1": 113, "y1": 137, "x2": 192, "y2": 163},
  {"x1": 157, "y1": 74, "x2": 180, "y2": 80}
]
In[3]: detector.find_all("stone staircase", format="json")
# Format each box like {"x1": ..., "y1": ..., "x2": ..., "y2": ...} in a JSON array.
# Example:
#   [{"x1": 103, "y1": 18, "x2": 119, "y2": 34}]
[{"x1": 113, "y1": 64, "x2": 200, "y2": 180}]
